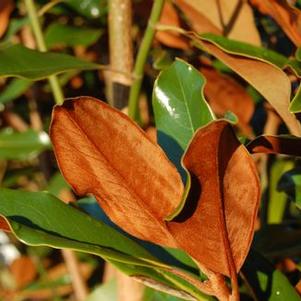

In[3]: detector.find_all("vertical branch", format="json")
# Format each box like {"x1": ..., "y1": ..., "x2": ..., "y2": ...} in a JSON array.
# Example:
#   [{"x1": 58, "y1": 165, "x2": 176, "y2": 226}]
[
  {"x1": 108, "y1": 0, "x2": 133, "y2": 109},
  {"x1": 24, "y1": 0, "x2": 64, "y2": 105},
  {"x1": 128, "y1": 0, "x2": 165, "y2": 120}
]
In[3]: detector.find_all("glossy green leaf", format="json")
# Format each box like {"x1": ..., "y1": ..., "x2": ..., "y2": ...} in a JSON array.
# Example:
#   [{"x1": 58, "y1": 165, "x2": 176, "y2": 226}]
[
  {"x1": 0, "y1": 44, "x2": 99, "y2": 80},
  {"x1": 0, "y1": 78, "x2": 32, "y2": 104},
  {"x1": 152, "y1": 59, "x2": 215, "y2": 180},
  {"x1": 0, "y1": 188, "x2": 156, "y2": 265},
  {"x1": 278, "y1": 168, "x2": 301, "y2": 209},
  {"x1": 268, "y1": 160, "x2": 294, "y2": 223},
  {"x1": 0, "y1": 128, "x2": 51, "y2": 160},
  {"x1": 64, "y1": 0, "x2": 107, "y2": 19},
  {"x1": 45, "y1": 23, "x2": 102, "y2": 48},
  {"x1": 0, "y1": 188, "x2": 210, "y2": 300},
  {"x1": 241, "y1": 249, "x2": 301, "y2": 301}
]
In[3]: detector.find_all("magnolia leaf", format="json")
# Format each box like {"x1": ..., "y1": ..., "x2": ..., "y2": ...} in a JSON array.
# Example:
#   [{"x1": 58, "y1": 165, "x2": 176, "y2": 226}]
[
  {"x1": 51, "y1": 98, "x2": 260, "y2": 281},
  {"x1": 45, "y1": 23, "x2": 102, "y2": 48},
  {"x1": 50, "y1": 96, "x2": 183, "y2": 248},
  {"x1": 0, "y1": 44, "x2": 99, "y2": 80},
  {"x1": 247, "y1": 135, "x2": 301, "y2": 156},
  {"x1": 153, "y1": 59, "x2": 215, "y2": 181},
  {"x1": 196, "y1": 34, "x2": 301, "y2": 136},
  {"x1": 168, "y1": 120, "x2": 260, "y2": 277}
]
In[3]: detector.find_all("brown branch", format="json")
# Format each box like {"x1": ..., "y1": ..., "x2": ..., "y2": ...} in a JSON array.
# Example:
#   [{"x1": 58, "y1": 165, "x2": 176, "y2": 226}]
[{"x1": 107, "y1": 0, "x2": 133, "y2": 109}]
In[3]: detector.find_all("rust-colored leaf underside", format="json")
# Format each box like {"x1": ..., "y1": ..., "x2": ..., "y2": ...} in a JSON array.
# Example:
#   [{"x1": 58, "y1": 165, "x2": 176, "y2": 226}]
[
  {"x1": 50, "y1": 97, "x2": 182, "y2": 248},
  {"x1": 50, "y1": 97, "x2": 260, "y2": 278},
  {"x1": 169, "y1": 120, "x2": 260, "y2": 276}
]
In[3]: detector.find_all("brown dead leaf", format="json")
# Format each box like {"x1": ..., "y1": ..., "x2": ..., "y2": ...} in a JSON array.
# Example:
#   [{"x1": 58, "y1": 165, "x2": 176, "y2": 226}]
[
  {"x1": 51, "y1": 98, "x2": 260, "y2": 283},
  {"x1": 10, "y1": 256, "x2": 37, "y2": 289},
  {"x1": 50, "y1": 97, "x2": 182, "y2": 248},
  {"x1": 156, "y1": 2, "x2": 189, "y2": 49},
  {"x1": 201, "y1": 67, "x2": 254, "y2": 136},
  {"x1": 0, "y1": 0, "x2": 13, "y2": 38},
  {"x1": 199, "y1": 38, "x2": 301, "y2": 136},
  {"x1": 168, "y1": 120, "x2": 260, "y2": 277},
  {"x1": 247, "y1": 135, "x2": 301, "y2": 156},
  {"x1": 250, "y1": 0, "x2": 301, "y2": 46},
  {"x1": 176, "y1": 0, "x2": 261, "y2": 45}
]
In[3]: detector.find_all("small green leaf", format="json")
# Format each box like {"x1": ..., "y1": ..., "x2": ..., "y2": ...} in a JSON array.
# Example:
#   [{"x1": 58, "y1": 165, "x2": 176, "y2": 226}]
[
  {"x1": 45, "y1": 23, "x2": 102, "y2": 48},
  {"x1": 0, "y1": 78, "x2": 32, "y2": 104},
  {"x1": 0, "y1": 188, "x2": 155, "y2": 265},
  {"x1": 0, "y1": 44, "x2": 99, "y2": 80},
  {"x1": 0, "y1": 129, "x2": 51, "y2": 160},
  {"x1": 152, "y1": 59, "x2": 215, "y2": 180}
]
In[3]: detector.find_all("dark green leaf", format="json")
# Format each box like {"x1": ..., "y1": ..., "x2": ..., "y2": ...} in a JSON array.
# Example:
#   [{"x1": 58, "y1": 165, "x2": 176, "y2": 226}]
[
  {"x1": 0, "y1": 188, "x2": 210, "y2": 300},
  {"x1": 152, "y1": 59, "x2": 215, "y2": 181},
  {"x1": 0, "y1": 128, "x2": 51, "y2": 160},
  {"x1": 0, "y1": 188, "x2": 155, "y2": 265},
  {"x1": 0, "y1": 44, "x2": 99, "y2": 80},
  {"x1": 45, "y1": 23, "x2": 102, "y2": 48}
]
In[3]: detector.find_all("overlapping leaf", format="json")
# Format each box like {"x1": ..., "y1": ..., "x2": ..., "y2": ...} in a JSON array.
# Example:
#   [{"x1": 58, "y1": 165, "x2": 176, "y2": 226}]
[
  {"x1": 50, "y1": 97, "x2": 183, "y2": 248},
  {"x1": 247, "y1": 135, "x2": 301, "y2": 156},
  {"x1": 194, "y1": 33, "x2": 301, "y2": 136},
  {"x1": 50, "y1": 97, "x2": 260, "y2": 282}
]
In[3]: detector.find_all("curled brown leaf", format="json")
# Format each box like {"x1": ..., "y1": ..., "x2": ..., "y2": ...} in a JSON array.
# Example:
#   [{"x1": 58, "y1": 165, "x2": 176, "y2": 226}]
[{"x1": 247, "y1": 135, "x2": 301, "y2": 156}]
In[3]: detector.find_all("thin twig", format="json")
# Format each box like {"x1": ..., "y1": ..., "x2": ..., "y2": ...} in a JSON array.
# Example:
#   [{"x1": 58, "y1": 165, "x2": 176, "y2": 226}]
[
  {"x1": 24, "y1": 0, "x2": 64, "y2": 105},
  {"x1": 128, "y1": 0, "x2": 165, "y2": 120},
  {"x1": 108, "y1": 0, "x2": 133, "y2": 109}
]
